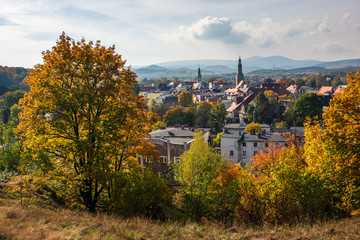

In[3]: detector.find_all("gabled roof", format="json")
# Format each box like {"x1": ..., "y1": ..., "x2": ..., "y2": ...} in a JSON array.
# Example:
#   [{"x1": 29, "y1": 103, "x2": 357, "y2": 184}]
[
  {"x1": 193, "y1": 81, "x2": 207, "y2": 90},
  {"x1": 286, "y1": 84, "x2": 301, "y2": 94},
  {"x1": 334, "y1": 85, "x2": 347, "y2": 95},
  {"x1": 317, "y1": 86, "x2": 333, "y2": 95},
  {"x1": 226, "y1": 94, "x2": 255, "y2": 112},
  {"x1": 224, "y1": 81, "x2": 247, "y2": 94},
  {"x1": 227, "y1": 102, "x2": 241, "y2": 112}
]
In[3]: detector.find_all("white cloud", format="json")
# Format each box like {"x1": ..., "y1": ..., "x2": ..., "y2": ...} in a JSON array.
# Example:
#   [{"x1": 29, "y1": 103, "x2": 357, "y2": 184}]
[
  {"x1": 164, "y1": 16, "x2": 248, "y2": 44},
  {"x1": 341, "y1": 12, "x2": 350, "y2": 24},
  {"x1": 318, "y1": 15, "x2": 331, "y2": 33},
  {"x1": 314, "y1": 41, "x2": 346, "y2": 54},
  {"x1": 191, "y1": 17, "x2": 232, "y2": 40},
  {"x1": 164, "y1": 16, "x2": 329, "y2": 49}
]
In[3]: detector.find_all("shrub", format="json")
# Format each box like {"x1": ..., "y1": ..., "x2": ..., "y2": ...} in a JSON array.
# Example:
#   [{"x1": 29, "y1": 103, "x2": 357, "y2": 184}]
[{"x1": 109, "y1": 166, "x2": 175, "y2": 220}]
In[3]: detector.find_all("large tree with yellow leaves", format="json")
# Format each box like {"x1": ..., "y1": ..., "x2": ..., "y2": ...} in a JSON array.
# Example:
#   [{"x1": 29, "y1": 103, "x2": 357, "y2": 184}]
[
  {"x1": 305, "y1": 71, "x2": 360, "y2": 214},
  {"x1": 17, "y1": 33, "x2": 156, "y2": 212}
]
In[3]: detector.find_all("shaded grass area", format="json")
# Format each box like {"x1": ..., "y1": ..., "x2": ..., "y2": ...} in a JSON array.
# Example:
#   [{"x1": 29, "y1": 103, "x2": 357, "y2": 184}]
[{"x1": 0, "y1": 182, "x2": 359, "y2": 239}]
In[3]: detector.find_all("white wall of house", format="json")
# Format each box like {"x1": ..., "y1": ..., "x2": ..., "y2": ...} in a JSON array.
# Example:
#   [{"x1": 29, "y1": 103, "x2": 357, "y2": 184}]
[
  {"x1": 240, "y1": 140, "x2": 269, "y2": 165},
  {"x1": 221, "y1": 135, "x2": 240, "y2": 164},
  {"x1": 221, "y1": 130, "x2": 286, "y2": 166}
]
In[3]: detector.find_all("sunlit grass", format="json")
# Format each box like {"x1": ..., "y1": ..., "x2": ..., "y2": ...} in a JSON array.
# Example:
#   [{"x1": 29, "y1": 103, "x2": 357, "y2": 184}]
[{"x1": 1, "y1": 180, "x2": 359, "y2": 240}]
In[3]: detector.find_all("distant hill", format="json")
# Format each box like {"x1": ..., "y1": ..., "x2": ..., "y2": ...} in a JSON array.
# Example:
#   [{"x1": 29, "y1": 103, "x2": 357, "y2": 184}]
[
  {"x1": 131, "y1": 56, "x2": 360, "y2": 79},
  {"x1": 202, "y1": 65, "x2": 235, "y2": 73},
  {"x1": 244, "y1": 56, "x2": 324, "y2": 70},
  {"x1": 155, "y1": 59, "x2": 237, "y2": 69},
  {"x1": 135, "y1": 65, "x2": 167, "y2": 74},
  {"x1": 154, "y1": 56, "x2": 325, "y2": 71},
  {"x1": 315, "y1": 59, "x2": 360, "y2": 69}
]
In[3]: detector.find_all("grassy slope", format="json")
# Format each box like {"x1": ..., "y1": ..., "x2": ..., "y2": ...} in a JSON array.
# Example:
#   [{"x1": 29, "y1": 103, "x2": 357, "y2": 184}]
[{"x1": 1, "y1": 182, "x2": 359, "y2": 240}]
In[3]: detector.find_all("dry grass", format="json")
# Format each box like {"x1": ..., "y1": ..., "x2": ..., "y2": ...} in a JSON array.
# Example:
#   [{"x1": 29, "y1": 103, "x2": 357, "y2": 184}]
[{"x1": 0, "y1": 181, "x2": 359, "y2": 239}]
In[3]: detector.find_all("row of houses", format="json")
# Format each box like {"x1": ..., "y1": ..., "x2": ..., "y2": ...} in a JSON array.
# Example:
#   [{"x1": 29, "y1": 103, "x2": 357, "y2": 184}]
[{"x1": 142, "y1": 124, "x2": 305, "y2": 176}]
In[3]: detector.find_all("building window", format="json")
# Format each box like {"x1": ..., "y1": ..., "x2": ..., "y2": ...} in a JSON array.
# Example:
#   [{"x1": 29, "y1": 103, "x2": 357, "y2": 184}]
[
  {"x1": 242, "y1": 151, "x2": 246, "y2": 157},
  {"x1": 254, "y1": 151, "x2": 258, "y2": 156},
  {"x1": 144, "y1": 156, "x2": 149, "y2": 163},
  {"x1": 242, "y1": 142, "x2": 246, "y2": 147},
  {"x1": 160, "y1": 156, "x2": 167, "y2": 164},
  {"x1": 265, "y1": 142, "x2": 269, "y2": 148},
  {"x1": 254, "y1": 142, "x2": 258, "y2": 147},
  {"x1": 174, "y1": 157, "x2": 181, "y2": 164},
  {"x1": 230, "y1": 150, "x2": 234, "y2": 157}
]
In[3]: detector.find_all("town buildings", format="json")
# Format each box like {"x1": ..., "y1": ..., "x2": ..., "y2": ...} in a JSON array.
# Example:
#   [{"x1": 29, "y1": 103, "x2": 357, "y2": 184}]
[
  {"x1": 220, "y1": 124, "x2": 304, "y2": 165},
  {"x1": 143, "y1": 126, "x2": 211, "y2": 175}
]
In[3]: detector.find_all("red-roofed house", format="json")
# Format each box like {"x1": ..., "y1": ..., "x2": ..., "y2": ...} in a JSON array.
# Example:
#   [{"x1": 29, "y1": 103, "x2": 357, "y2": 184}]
[
  {"x1": 333, "y1": 85, "x2": 347, "y2": 95},
  {"x1": 286, "y1": 84, "x2": 301, "y2": 94},
  {"x1": 317, "y1": 86, "x2": 333, "y2": 96}
]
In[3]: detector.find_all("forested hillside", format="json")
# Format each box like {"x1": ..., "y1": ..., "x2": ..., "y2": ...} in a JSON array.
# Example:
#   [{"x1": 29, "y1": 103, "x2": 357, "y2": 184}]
[{"x1": 0, "y1": 66, "x2": 28, "y2": 89}]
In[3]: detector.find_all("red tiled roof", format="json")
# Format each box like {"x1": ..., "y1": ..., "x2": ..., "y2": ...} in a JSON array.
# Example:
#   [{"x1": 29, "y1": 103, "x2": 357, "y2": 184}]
[{"x1": 317, "y1": 86, "x2": 333, "y2": 95}]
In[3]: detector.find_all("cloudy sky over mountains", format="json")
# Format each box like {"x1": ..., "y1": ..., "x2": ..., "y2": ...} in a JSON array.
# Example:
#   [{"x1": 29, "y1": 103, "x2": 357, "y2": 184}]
[{"x1": 0, "y1": 0, "x2": 359, "y2": 67}]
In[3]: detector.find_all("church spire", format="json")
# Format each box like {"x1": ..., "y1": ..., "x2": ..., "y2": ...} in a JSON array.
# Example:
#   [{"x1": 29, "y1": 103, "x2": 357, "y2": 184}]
[
  {"x1": 197, "y1": 66, "x2": 202, "y2": 83},
  {"x1": 236, "y1": 56, "x2": 245, "y2": 86}
]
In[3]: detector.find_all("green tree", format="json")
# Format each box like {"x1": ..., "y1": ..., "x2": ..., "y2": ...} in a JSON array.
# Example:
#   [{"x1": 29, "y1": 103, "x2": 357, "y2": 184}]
[
  {"x1": 175, "y1": 130, "x2": 225, "y2": 220},
  {"x1": 195, "y1": 101, "x2": 212, "y2": 127},
  {"x1": 246, "y1": 105, "x2": 255, "y2": 122},
  {"x1": 284, "y1": 99, "x2": 296, "y2": 127},
  {"x1": 251, "y1": 92, "x2": 272, "y2": 124},
  {"x1": 0, "y1": 90, "x2": 25, "y2": 123},
  {"x1": 294, "y1": 93, "x2": 323, "y2": 126},
  {"x1": 149, "y1": 99, "x2": 157, "y2": 114},
  {"x1": 264, "y1": 78, "x2": 274, "y2": 84},
  {"x1": 213, "y1": 132, "x2": 222, "y2": 148},
  {"x1": 163, "y1": 107, "x2": 184, "y2": 126},
  {"x1": 184, "y1": 107, "x2": 196, "y2": 127},
  {"x1": 155, "y1": 102, "x2": 172, "y2": 119},
  {"x1": 295, "y1": 78, "x2": 305, "y2": 86},
  {"x1": 209, "y1": 102, "x2": 226, "y2": 134},
  {"x1": 0, "y1": 120, "x2": 22, "y2": 171},
  {"x1": 331, "y1": 75, "x2": 343, "y2": 88},
  {"x1": 178, "y1": 91, "x2": 193, "y2": 107},
  {"x1": 17, "y1": 33, "x2": 156, "y2": 212},
  {"x1": 110, "y1": 166, "x2": 174, "y2": 219}
]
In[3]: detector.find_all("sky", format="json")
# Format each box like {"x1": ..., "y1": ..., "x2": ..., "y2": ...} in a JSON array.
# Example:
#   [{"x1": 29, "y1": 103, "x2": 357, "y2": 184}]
[{"x1": 0, "y1": 0, "x2": 359, "y2": 68}]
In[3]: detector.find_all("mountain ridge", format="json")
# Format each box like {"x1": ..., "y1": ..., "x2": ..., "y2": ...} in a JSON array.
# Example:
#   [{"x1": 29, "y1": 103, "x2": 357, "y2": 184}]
[{"x1": 132, "y1": 56, "x2": 360, "y2": 79}]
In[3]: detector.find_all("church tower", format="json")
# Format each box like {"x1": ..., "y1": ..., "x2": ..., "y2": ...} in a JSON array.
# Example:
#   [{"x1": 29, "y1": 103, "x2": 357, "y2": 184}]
[
  {"x1": 197, "y1": 66, "x2": 202, "y2": 83},
  {"x1": 236, "y1": 56, "x2": 245, "y2": 86}
]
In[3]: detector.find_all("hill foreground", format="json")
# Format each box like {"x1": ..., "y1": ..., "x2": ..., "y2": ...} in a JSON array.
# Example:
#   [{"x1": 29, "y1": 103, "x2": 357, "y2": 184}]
[{"x1": 0, "y1": 180, "x2": 359, "y2": 240}]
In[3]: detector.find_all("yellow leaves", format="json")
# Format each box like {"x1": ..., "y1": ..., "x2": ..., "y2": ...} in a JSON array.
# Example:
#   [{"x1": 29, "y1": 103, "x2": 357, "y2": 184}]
[
  {"x1": 251, "y1": 143, "x2": 284, "y2": 177},
  {"x1": 264, "y1": 90, "x2": 278, "y2": 99},
  {"x1": 244, "y1": 122, "x2": 261, "y2": 133},
  {"x1": 178, "y1": 91, "x2": 193, "y2": 107},
  {"x1": 16, "y1": 33, "x2": 158, "y2": 211},
  {"x1": 303, "y1": 71, "x2": 360, "y2": 213},
  {"x1": 278, "y1": 94, "x2": 291, "y2": 100}
]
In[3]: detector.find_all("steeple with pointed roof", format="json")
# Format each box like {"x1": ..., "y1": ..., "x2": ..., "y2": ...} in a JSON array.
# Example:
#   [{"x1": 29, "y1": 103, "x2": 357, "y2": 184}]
[
  {"x1": 193, "y1": 66, "x2": 207, "y2": 90},
  {"x1": 236, "y1": 56, "x2": 245, "y2": 86},
  {"x1": 197, "y1": 66, "x2": 202, "y2": 83}
]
